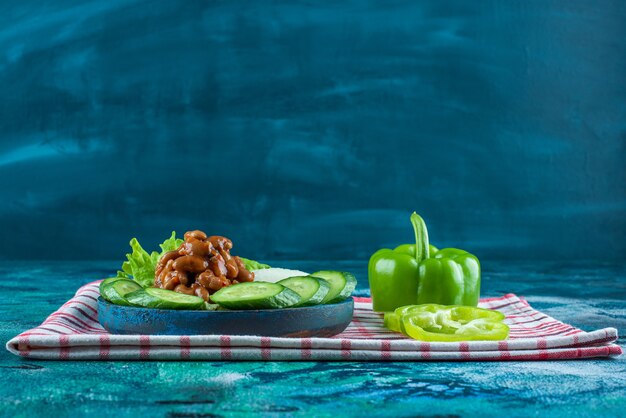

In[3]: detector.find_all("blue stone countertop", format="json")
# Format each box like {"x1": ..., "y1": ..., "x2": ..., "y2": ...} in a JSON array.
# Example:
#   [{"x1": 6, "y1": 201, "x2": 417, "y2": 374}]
[{"x1": 1, "y1": 260, "x2": 624, "y2": 417}]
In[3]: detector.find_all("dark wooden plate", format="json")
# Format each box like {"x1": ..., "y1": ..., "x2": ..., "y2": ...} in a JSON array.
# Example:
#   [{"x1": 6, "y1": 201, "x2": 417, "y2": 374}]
[{"x1": 97, "y1": 297, "x2": 354, "y2": 337}]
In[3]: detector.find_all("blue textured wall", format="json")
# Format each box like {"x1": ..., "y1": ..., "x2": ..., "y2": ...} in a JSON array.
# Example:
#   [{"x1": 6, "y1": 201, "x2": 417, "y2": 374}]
[{"x1": 1, "y1": 1, "x2": 624, "y2": 261}]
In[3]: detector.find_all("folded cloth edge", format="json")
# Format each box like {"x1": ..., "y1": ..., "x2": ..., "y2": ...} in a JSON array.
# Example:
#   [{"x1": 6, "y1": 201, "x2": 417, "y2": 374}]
[
  {"x1": 6, "y1": 342, "x2": 622, "y2": 361},
  {"x1": 6, "y1": 327, "x2": 620, "y2": 353}
]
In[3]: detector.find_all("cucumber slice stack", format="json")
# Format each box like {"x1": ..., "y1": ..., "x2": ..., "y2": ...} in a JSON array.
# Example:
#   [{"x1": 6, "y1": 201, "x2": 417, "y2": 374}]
[
  {"x1": 210, "y1": 272, "x2": 356, "y2": 310},
  {"x1": 100, "y1": 278, "x2": 205, "y2": 310},
  {"x1": 312, "y1": 271, "x2": 358, "y2": 304},
  {"x1": 99, "y1": 278, "x2": 143, "y2": 306}
]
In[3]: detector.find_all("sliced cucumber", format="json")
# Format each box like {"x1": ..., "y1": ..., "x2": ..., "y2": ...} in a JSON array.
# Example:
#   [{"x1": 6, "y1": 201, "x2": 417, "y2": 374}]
[
  {"x1": 277, "y1": 276, "x2": 330, "y2": 307},
  {"x1": 312, "y1": 270, "x2": 357, "y2": 304},
  {"x1": 210, "y1": 282, "x2": 301, "y2": 310},
  {"x1": 125, "y1": 288, "x2": 205, "y2": 310},
  {"x1": 99, "y1": 277, "x2": 128, "y2": 295},
  {"x1": 100, "y1": 278, "x2": 143, "y2": 306}
]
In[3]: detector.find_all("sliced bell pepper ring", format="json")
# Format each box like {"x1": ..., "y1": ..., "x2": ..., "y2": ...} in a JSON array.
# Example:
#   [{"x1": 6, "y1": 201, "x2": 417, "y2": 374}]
[
  {"x1": 403, "y1": 315, "x2": 509, "y2": 342},
  {"x1": 384, "y1": 304, "x2": 509, "y2": 342},
  {"x1": 385, "y1": 303, "x2": 447, "y2": 333},
  {"x1": 383, "y1": 311, "x2": 402, "y2": 332}
]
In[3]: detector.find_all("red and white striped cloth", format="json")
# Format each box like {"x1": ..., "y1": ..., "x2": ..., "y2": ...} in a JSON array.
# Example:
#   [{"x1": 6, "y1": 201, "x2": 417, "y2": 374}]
[{"x1": 6, "y1": 281, "x2": 622, "y2": 361}]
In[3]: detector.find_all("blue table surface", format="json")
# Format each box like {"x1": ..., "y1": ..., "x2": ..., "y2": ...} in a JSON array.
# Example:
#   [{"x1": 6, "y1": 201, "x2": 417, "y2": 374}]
[{"x1": 1, "y1": 260, "x2": 624, "y2": 417}]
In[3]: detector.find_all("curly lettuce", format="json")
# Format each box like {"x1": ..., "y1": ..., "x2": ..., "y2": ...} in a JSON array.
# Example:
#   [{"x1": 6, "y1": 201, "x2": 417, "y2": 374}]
[{"x1": 116, "y1": 231, "x2": 183, "y2": 288}]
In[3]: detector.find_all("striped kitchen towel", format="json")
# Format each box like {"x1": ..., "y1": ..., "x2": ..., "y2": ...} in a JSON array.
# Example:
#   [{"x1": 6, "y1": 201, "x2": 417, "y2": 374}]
[{"x1": 6, "y1": 281, "x2": 622, "y2": 361}]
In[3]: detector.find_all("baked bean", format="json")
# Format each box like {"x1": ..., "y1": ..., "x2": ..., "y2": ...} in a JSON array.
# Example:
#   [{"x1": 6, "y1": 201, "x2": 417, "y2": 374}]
[
  {"x1": 209, "y1": 236, "x2": 232, "y2": 251},
  {"x1": 209, "y1": 253, "x2": 228, "y2": 277},
  {"x1": 225, "y1": 257, "x2": 239, "y2": 278},
  {"x1": 207, "y1": 275, "x2": 224, "y2": 291},
  {"x1": 196, "y1": 270, "x2": 215, "y2": 289},
  {"x1": 180, "y1": 238, "x2": 211, "y2": 258},
  {"x1": 185, "y1": 230, "x2": 207, "y2": 241},
  {"x1": 156, "y1": 251, "x2": 179, "y2": 277},
  {"x1": 235, "y1": 257, "x2": 254, "y2": 282},
  {"x1": 173, "y1": 255, "x2": 208, "y2": 273},
  {"x1": 175, "y1": 284, "x2": 195, "y2": 295},
  {"x1": 191, "y1": 283, "x2": 209, "y2": 300}
]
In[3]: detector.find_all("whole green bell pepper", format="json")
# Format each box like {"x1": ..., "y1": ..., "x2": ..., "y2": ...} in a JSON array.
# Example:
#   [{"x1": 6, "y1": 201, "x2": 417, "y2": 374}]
[{"x1": 368, "y1": 212, "x2": 480, "y2": 312}]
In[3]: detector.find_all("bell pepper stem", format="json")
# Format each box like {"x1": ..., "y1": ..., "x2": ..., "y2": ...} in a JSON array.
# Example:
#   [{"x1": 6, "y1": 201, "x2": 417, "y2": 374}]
[{"x1": 410, "y1": 212, "x2": 430, "y2": 263}]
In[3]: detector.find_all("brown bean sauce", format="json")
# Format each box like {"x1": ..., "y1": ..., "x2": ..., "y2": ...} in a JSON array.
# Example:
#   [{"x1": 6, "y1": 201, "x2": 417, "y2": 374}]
[{"x1": 154, "y1": 230, "x2": 254, "y2": 302}]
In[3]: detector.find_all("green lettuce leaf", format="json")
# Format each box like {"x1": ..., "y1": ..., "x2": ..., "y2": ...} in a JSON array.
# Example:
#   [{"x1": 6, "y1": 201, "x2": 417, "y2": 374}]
[
  {"x1": 120, "y1": 231, "x2": 183, "y2": 288},
  {"x1": 239, "y1": 257, "x2": 271, "y2": 270},
  {"x1": 116, "y1": 269, "x2": 131, "y2": 279},
  {"x1": 159, "y1": 231, "x2": 184, "y2": 253},
  {"x1": 126, "y1": 238, "x2": 158, "y2": 288}
]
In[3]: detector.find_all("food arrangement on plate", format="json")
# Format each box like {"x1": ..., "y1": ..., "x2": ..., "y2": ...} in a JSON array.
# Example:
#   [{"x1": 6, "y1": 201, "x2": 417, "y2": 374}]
[
  {"x1": 98, "y1": 211, "x2": 507, "y2": 341},
  {"x1": 100, "y1": 230, "x2": 356, "y2": 311}
]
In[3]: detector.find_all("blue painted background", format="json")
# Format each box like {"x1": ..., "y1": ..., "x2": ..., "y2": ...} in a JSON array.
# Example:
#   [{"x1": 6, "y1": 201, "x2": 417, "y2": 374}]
[{"x1": 0, "y1": 1, "x2": 624, "y2": 261}]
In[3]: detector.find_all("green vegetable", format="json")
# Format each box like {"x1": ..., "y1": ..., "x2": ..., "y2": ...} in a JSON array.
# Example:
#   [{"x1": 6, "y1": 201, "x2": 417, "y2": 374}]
[
  {"x1": 99, "y1": 276, "x2": 128, "y2": 290},
  {"x1": 240, "y1": 257, "x2": 271, "y2": 270},
  {"x1": 277, "y1": 276, "x2": 330, "y2": 306},
  {"x1": 385, "y1": 304, "x2": 508, "y2": 341},
  {"x1": 100, "y1": 279, "x2": 143, "y2": 306},
  {"x1": 383, "y1": 310, "x2": 402, "y2": 332},
  {"x1": 202, "y1": 302, "x2": 220, "y2": 311},
  {"x1": 211, "y1": 282, "x2": 301, "y2": 310},
  {"x1": 117, "y1": 232, "x2": 183, "y2": 287},
  {"x1": 125, "y1": 288, "x2": 205, "y2": 310},
  {"x1": 312, "y1": 271, "x2": 357, "y2": 304},
  {"x1": 368, "y1": 212, "x2": 480, "y2": 312}
]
